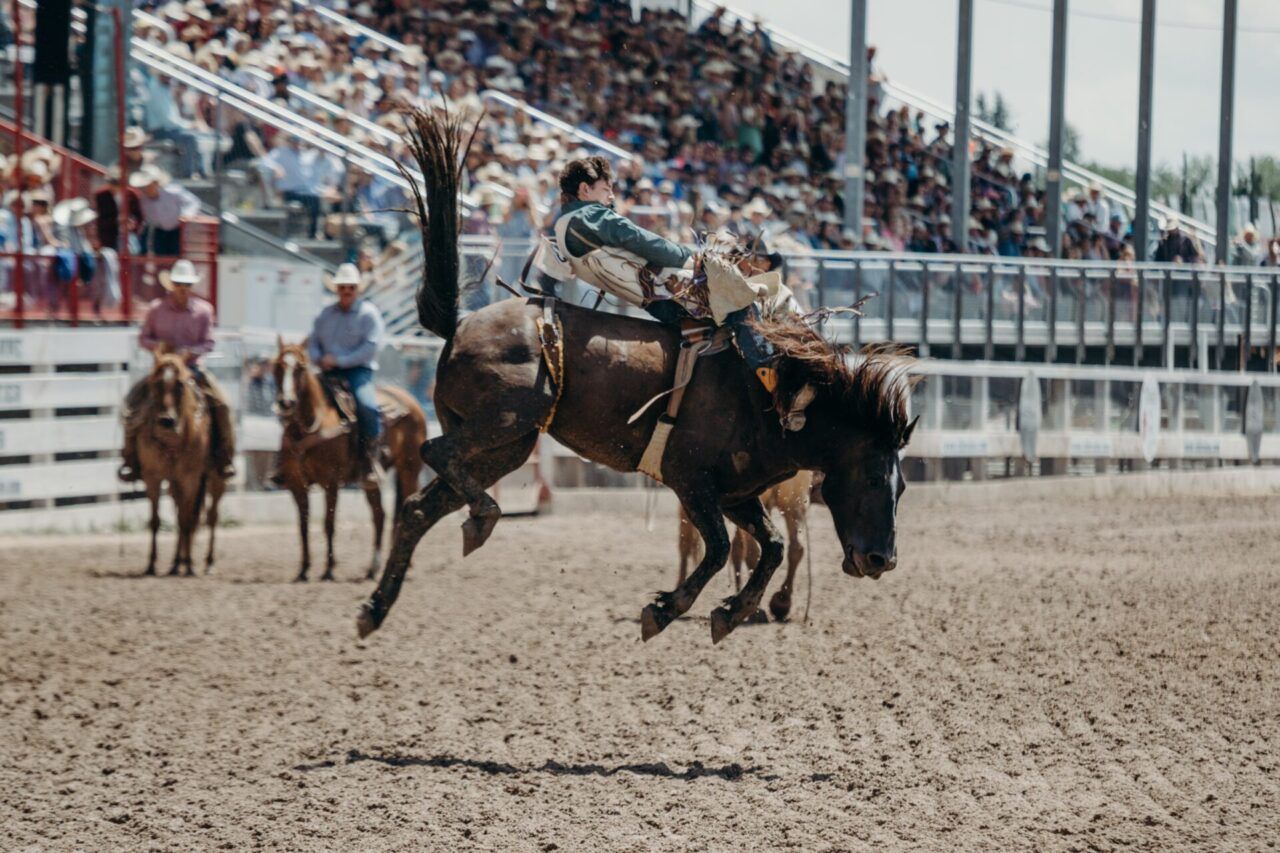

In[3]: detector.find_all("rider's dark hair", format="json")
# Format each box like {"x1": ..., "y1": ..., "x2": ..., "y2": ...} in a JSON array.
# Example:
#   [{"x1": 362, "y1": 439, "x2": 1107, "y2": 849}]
[{"x1": 559, "y1": 156, "x2": 613, "y2": 204}]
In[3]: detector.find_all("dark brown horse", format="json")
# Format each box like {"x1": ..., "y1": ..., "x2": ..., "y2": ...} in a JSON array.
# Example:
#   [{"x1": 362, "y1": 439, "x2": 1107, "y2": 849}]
[
  {"x1": 271, "y1": 341, "x2": 428, "y2": 581},
  {"x1": 357, "y1": 108, "x2": 917, "y2": 643},
  {"x1": 135, "y1": 353, "x2": 227, "y2": 576}
]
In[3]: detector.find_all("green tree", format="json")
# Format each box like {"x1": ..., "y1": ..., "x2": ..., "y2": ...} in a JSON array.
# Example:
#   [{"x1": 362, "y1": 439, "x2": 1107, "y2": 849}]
[{"x1": 973, "y1": 90, "x2": 1015, "y2": 133}]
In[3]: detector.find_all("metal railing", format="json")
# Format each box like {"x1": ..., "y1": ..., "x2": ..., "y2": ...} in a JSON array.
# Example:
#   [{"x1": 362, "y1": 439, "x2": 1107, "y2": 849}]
[{"x1": 371, "y1": 236, "x2": 1280, "y2": 373}]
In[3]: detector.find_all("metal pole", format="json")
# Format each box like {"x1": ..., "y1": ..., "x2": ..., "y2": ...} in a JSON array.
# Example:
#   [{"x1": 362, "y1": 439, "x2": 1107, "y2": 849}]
[
  {"x1": 1044, "y1": 0, "x2": 1069, "y2": 257},
  {"x1": 213, "y1": 91, "x2": 225, "y2": 227},
  {"x1": 113, "y1": 6, "x2": 131, "y2": 322},
  {"x1": 1133, "y1": 0, "x2": 1156, "y2": 262},
  {"x1": 12, "y1": 0, "x2": 25, "y2": 328},
  {"x1": 951, "y1": 0, "x2": 974, "y2": 247},
  {"x1": 842, "y1": 0, "x2": 869, "y2": 239},
  {"x1": 1214, "y1": 0, "x2": 1237, "y2": 264}
]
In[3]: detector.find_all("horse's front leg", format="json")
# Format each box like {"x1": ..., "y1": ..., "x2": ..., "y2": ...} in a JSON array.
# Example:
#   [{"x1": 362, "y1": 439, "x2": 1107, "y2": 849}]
[
  {"x1": 769, "y1": 508, "x2": 806, "y2": 622},
  {"x1": 144, "y1": 479, "x2": 161, "y2": 576},
  {"x1": 167, "y1": 482, "x2": 186, "y2": 576},
  {"x1": 319, "y1": 482, "x2": 338, "y2": 581},
  {"x1": 710, "y1": 499, "x2": 785, "y2": 643},
  {"x1": 362, "y1": 481, "x2": 385, "y2": 581},
  {"x1": 290, "y1": 484, "x2": 310, "y2": 581},
  {"x1": 641, "y1": 481, "x2": 730, "y2": 642}
]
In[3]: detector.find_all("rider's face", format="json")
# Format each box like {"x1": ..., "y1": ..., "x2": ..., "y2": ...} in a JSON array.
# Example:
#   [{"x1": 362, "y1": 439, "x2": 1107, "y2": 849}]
[{"x1": 578, "y1": 177, "x2": 614, "y2": 206}]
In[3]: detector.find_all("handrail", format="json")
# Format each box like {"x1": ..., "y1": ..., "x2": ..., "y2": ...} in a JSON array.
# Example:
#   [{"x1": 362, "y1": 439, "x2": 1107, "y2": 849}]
[
  {"x1": 218, "y1": 210, "x2": 336, "y2": 271},
  {"x1": 478, "y1": 90, "x2": 637, "y2": 162},
  {"x1": 288, "y1": 0, "x2": 633, "y2": 162}
]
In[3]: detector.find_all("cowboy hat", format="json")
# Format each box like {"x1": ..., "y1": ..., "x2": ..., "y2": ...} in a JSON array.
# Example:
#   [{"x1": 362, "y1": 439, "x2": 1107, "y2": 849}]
[
  {"x1": 128, "y1": 166, "x2": 168, "y2": 189},
  {"x1": 159, "y1": 259, "x2": 202, "y2": 290},
  {"x1": 123, "y1": 126, "x2": 151, "y2": 149},
  {"x1": 323, "y1": 262, "x2": 367, "y2": 293},
  {"x1": 744, "y1": 197, "x2": 772, "y2": 218},
  {"x1": 52, "y1": 198, "x2": 98, "y2": 229}
]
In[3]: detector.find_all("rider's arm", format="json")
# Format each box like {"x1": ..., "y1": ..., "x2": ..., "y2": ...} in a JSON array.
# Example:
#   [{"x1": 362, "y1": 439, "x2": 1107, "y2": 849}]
[
  {"x1": 335, "y1": 306, "x2": 383, "y2": 369},
  {"x1": 186, "y1": 304, "x2": 216, "y2": 358},
  {"x1": 138, "y1": 305, "x2": 160, "y2": 352},
  {"x1": 307, "y1": 312, "x2": 325, "y2": 363},
  {"x1": 568, "y1": 206, "x2": 692, "y2": 269}
]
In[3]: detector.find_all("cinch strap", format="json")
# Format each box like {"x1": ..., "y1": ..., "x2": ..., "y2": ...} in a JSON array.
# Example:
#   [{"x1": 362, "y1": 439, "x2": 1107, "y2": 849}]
[{"x1": 533, "y1": 299, "x2": 565, "y2": 433}]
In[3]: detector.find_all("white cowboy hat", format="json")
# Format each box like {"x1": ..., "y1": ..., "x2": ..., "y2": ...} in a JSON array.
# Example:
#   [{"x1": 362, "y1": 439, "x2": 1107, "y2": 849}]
[
  {"x1": 744, "y1": 197, "x2": 772, "y2": 218},
  {"x1": 128, "y1": 166, "x2": 168, "y2": 189},
  {"x1": 52, "y1": 198, "x2": 98, "y2": 228},
  {"x1": 323, "y1": 262, "x2": 367, "y2": 293},
  {"x1": 159, "y1": 259, "x2": 201, "y2": 290}
]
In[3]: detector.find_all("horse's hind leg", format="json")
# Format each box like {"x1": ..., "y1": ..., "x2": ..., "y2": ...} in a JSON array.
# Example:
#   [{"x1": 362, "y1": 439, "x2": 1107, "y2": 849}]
[
  {"x1": 419, "y1": 407, "x2": 546, "y2": 556},
  {"x1": 204, "y1": 476, "x2": 226, "y2": 574},
  {"x1": 358, "y1": 433, "x2": 538, "y2": 639},
  {"x1": 641, "y1": 481, "x2": 731, "y2": 642},
  {"x1": 363, "y1": 481, "x2": 386, "y2": 581},
  {"x1": 709, "y1": 499, "x2": 785, "y2": 644},
  {"x1": 320, "y1": 482, "x2": 339, "y2": 581}
]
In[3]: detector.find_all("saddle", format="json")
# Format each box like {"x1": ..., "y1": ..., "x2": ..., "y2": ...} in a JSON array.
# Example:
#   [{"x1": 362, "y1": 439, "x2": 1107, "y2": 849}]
[{"x1": 318, "y1": 374, "x2": 411, "y2": 440}]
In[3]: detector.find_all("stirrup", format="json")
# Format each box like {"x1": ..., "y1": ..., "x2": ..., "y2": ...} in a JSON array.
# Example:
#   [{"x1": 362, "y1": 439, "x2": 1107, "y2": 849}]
[{"x1": 117, "y1": 463, "x2": 142, "y2": 483}]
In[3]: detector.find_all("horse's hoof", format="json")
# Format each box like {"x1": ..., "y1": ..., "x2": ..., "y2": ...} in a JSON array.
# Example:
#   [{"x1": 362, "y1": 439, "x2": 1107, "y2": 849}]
[
  {"x1": 320, "y1": 571, "x2": 335, "y2": 582},
  {"x1": 769, "y1": 592, "x2": 791, "y2": 622},
  {"x1": 167, "y1": 567, "x2": 181, "y2": 577},
  {"x1": 709, "y1": 607, "x2": 734, "y2": 644},
  {"x1": 746, "y1": 608, "x2": 769, "y2": 625},
  {"x1": 293, "y1": 574, "x2": 308, "y2": 583},
  {"x1": 204, "y1": 563, "x2": 215, "y2": 576},
  {"x1": 640, "y1": 603, "x2": 669, "y2": 642},
  {"x1": 461, "y1": 510, "x2": 500, "y2": 557},
  {"x1": 143, "y1": 566, "x2": 156, "y2": 577},
  {"x1": 355, "y1": 602, "x2": 379, "y2": 639}
]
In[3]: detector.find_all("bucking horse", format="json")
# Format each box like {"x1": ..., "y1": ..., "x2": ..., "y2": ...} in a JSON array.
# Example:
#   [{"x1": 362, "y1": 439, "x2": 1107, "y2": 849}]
[{"x1": 357, "y1": 107, "x2": 918, "y2": 644}]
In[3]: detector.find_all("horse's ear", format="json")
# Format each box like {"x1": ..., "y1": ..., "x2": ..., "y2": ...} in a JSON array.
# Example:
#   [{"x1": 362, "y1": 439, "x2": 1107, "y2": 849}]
[
  {"x1": 276, "y1": 333, "x2": 284, "y2": 352},
  {"x1": 900, "y1": 414, "x2": 921, "y2": 448}
]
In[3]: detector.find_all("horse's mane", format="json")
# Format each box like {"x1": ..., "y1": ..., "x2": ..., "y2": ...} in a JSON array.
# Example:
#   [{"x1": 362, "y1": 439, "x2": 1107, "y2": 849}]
[{"x1": 756, "y1": 316, "x2": 918, "y2": 448}]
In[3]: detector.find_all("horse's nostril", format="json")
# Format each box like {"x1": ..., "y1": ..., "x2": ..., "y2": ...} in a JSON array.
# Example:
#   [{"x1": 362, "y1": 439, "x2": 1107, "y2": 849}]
[
  {"x1": 867, "y1": 552, "x2": 888, "y2": 570},
  {"x1": 159, "y1": 417, "x2": 176, "y2": 429}
]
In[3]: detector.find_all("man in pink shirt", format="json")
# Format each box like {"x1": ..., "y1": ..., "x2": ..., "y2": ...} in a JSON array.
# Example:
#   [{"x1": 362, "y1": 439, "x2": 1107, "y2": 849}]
[{"x1": 118, "y1": 260, "x2": 236, "y2": 482}]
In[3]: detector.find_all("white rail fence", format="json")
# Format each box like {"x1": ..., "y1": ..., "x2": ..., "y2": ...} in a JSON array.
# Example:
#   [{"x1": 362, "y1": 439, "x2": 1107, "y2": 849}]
[{"x1": 2, "y1": 326, "x2": 1278, "y2": 528}]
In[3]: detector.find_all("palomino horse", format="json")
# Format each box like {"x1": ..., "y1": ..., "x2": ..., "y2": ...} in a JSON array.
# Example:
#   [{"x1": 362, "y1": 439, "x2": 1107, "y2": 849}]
[
  {"x1": 135, "y1": 353, "x2": 227, "y2": 575},
  {"x1": 357, "y1": 108, "x2": 917, "y2": 644},
  {"x1": 678, "y1": 470, "x2": 813, "y2": 622},
  {"x1": 271, "y1": 341, "x2": 427, "y2": 582}
]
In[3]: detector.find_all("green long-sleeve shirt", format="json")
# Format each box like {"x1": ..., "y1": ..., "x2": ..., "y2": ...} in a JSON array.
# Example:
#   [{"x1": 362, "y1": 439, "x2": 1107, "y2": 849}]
[{"x1": 558, "y1": 200, "x2": 692, "y2": 269}]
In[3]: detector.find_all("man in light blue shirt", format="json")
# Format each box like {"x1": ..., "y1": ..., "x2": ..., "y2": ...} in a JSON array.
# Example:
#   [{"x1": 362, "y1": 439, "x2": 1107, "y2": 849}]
[{"x1": 308, "y1": 263, "x2": 385, "y2": 484}]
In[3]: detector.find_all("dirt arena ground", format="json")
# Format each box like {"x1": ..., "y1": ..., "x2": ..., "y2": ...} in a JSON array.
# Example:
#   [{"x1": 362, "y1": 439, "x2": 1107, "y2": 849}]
[{"x1": 2, "y1": 489, "x2": 1277, "y2": 851}]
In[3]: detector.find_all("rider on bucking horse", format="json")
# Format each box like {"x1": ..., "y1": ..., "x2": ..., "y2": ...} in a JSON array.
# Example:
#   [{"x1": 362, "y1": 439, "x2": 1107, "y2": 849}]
[
  {"x1": 118, "y1": 258, "x2": 237, "y2": 482},
  {"x1": 542, "y1": 156, "x2": 787, "y2": 393}
]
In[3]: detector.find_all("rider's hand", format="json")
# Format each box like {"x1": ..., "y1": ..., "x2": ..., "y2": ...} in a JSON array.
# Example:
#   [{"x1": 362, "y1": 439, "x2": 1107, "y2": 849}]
[{"x1": 320, "y1": 355, "x2": 339, "y2": 370}]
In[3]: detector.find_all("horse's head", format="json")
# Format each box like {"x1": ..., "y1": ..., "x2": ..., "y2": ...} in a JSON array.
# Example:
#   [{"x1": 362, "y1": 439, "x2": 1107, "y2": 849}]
[
  {"x1": 271, "y1": 338, "x2": 312, "y2": 420},
  {"x1": 147, "y1": 353, "x2": 194, "y2": 434},
  {"x1": 772, "y1": 337, "x2": 919, "y2": 580}
]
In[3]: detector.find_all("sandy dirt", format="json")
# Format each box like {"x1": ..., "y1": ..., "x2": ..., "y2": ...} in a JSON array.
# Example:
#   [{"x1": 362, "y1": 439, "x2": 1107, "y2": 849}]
[{"x1": 1, "y1": 491, "x2": 1278, "y2": 851}]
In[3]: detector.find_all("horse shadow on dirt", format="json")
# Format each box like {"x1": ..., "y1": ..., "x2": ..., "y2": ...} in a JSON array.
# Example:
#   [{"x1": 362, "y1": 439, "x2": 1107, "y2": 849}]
[{"x1": 296, "y1": 749, "x2": 776, "y2": 783}]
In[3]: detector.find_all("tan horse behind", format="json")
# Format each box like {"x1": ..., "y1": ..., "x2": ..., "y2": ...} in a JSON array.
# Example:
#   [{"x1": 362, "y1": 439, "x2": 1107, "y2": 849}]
[
  {"x1": 135, "y1": 353, "x2": 227, "y2": 576},
  {"x1": 678, "y1": 470, "x2": 813, "y2": 621},
  {"x1": 271, "y1": 341, "x2": 428, "y2": 582}
]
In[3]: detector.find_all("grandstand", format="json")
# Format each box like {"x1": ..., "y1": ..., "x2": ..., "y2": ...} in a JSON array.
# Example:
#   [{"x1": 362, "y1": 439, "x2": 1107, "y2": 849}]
[{"x1": 1, "y1": 0, "x2": 1279, "y2": 525}]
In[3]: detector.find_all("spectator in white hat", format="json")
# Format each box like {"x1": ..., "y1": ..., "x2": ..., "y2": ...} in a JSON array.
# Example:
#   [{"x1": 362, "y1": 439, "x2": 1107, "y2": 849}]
[{"x1": 130, "y1": 166, "x2": 201, "y2": 256}]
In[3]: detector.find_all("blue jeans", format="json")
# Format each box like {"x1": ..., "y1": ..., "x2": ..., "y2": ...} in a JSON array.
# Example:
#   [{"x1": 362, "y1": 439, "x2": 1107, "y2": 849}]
[{"x1": 330, "y1": 366, "x2": 382, "y2": 443}]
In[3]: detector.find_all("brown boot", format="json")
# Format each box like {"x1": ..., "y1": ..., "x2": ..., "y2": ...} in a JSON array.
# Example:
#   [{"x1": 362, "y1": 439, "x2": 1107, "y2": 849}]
[
  {"x1": 117, "y1": 425, "x2": 142, "y2": 482},
  {"x1": 360, "y1": 439, "x2": 384, "y2": 487}
]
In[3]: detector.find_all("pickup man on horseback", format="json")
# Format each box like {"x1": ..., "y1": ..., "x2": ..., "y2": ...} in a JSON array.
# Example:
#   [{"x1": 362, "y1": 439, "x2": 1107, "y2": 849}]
[
  {"x1": 118, "y1": 258, "x2": 236, "y2": 482},
  {"x1": 545, "y1": 155, "x2": 782, "y2": 392},
  {"x1": 307, "y1": 262, "x2": 386, "y2": 485}
]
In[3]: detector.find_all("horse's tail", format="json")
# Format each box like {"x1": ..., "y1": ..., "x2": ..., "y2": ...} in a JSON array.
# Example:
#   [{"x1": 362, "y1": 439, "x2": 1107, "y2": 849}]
[{"x1": 399, "y1": 106, "x2": 480, "y2": 343}]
